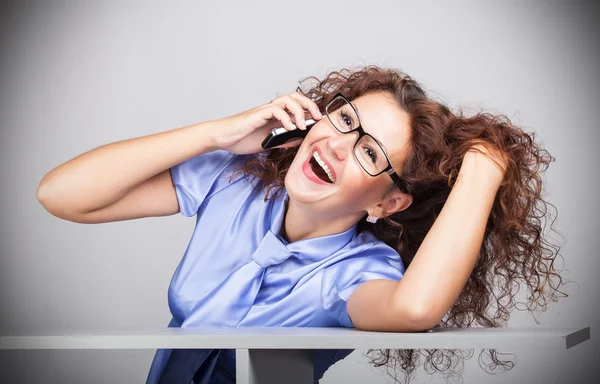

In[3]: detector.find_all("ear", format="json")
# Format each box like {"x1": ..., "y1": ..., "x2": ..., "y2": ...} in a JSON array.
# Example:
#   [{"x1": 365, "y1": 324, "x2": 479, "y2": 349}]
[{"x1": 376, "y1": 187, "x2": 413, "y2": 217}]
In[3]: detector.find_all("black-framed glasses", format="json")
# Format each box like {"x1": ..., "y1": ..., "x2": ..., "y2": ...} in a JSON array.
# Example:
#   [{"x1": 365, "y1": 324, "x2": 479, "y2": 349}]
[{"x1": 325, "y1": 93, "x2": 408, "y2": 194}]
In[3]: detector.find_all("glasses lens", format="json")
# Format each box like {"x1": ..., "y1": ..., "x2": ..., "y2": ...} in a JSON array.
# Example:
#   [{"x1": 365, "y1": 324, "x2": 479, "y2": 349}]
[
  {"x1": 354, "y1": 135, "x2": 389, "y2": 175},
  {"x1": 326, "y1": 96, "x2": 360, "y2": 132}
]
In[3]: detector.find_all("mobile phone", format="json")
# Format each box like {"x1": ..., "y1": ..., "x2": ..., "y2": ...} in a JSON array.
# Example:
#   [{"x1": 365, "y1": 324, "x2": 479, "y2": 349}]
[{"x1": 261, "y1": 118, "x2": 317, "y2": 150}]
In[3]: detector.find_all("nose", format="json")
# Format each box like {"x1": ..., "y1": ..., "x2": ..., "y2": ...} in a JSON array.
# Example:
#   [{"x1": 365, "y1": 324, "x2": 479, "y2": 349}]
[{"x1": 327, "y1": 131, "x2": 358, "y2": 162}]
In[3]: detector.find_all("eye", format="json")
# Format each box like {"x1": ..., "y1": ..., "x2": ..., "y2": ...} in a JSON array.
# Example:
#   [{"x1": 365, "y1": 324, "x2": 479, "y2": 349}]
[
  {"x1": 340, "y1": 111, "x2": 353, "y2": 128},
  {"x1": 362, "y1": 145, "x2": 378, "y2": 163}
]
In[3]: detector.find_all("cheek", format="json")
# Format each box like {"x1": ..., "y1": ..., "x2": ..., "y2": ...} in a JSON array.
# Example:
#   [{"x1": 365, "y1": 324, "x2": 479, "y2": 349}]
[
  {"x1": 337, "y1": 172, "x2": 381, "y2": 203},
  {"x1": 349, "y1": 172, "x2": 392, "y2": 203}
]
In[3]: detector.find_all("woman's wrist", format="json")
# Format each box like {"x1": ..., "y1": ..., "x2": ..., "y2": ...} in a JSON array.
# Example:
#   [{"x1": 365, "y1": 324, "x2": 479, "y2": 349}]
[
  {"x1": 187, "y1": 119, "x2": 224, "y2": 154},
  {"x1": 457, "y1": 152, "x2": 505, "y2": 192}
]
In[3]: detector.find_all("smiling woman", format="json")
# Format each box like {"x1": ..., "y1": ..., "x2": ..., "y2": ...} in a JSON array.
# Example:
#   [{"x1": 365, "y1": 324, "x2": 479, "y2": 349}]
[
  {"x1": 226, "y1": 66, "x2": 568, "y2": 381},
  {"x1": 36, "y1": 65, "x2": 568, "y2": 384}
]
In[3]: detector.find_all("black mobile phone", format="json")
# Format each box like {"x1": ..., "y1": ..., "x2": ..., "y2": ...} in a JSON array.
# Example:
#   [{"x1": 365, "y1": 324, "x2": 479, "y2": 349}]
[{"x1": 261, "y1": 118, "x2": 317, "y2": 150}]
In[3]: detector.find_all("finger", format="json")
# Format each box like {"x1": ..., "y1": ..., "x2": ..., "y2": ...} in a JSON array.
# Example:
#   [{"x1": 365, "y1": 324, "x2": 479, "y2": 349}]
[
  {"x1": 290, "y1": 92, "x2": 323, "y2": 121},
  {"x1": 278, "y1": 94, "x2": 307, "y2": 130},
  {"x1": 268, "y1": 105, "x2": 297, "y2": 131},
  {"x1": 271, "y1": 92, "x2": 322, "y2": 127}
]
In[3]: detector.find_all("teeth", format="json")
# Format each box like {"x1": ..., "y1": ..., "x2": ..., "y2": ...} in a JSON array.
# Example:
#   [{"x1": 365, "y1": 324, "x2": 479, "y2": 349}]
[{"x1": 312, "y1": 151, "x2": 335, "y2": 183}]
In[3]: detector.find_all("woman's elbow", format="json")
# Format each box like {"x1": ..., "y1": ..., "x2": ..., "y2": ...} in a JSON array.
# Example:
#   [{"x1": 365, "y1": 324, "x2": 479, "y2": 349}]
[
  {"x1": 37, "y1": 178, "x2": 55, "y2": 212},
  {"x1": 36, "y1": 177, "x2": 52, "y2": 207},
  {"x1": 36, "y1": 178, "x2": 78, "y2": 222},
  {"x1": 401, "y1": 304, "x2": 439, "y2": 330},
  {"x1": 377, "y1": 303, "x2": 439, "y2": 332},
  {"x1": 351, "y1": 304, "x2": 439, "y2": 332}
]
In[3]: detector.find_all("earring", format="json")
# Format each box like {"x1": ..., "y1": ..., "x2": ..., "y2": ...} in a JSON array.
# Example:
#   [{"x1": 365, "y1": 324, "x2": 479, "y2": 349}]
[{"x1": 366, "y1": 215, "x2": 379, "y2": 223}]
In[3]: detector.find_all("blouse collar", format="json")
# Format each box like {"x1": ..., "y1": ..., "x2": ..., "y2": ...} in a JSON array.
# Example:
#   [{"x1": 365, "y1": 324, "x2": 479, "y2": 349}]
[{"x1": 268, "y1": 190, "x2": 358, "y2": 262}]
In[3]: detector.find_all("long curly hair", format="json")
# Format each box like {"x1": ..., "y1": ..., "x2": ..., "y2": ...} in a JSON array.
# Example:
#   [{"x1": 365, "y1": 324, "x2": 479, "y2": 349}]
[{"x1": 231, "y1": 65, "x2": 569, "y2": 383}]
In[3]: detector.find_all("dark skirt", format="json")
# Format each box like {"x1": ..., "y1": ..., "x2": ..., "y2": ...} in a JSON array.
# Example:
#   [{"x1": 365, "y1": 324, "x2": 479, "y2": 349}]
[{"x1": 145, "y1": 318, "x2": 353, "y2": 384}]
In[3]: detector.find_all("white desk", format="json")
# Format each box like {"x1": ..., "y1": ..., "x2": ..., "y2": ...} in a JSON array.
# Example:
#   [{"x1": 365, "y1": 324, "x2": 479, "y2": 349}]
[{"x1": 0, "y1": 326, "x2": 591, "y2": 383}]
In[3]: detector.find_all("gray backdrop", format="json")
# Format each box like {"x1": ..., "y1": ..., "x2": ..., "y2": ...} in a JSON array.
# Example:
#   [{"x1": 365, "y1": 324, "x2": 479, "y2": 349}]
[{"x1": 1, "y1": 0, "x2": 598, "y2": 383}]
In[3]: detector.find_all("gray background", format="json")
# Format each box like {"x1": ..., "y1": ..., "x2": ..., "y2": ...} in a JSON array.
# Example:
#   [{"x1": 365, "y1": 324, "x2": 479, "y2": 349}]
[{"x1": 1, "y1": 0, "x2": 598, "y2": 383}]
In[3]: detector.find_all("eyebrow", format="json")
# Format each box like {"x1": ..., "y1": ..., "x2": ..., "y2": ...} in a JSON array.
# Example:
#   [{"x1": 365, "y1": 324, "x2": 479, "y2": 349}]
[{"x1": 351, "y1": 102, "x2": 388, "y2": 153}]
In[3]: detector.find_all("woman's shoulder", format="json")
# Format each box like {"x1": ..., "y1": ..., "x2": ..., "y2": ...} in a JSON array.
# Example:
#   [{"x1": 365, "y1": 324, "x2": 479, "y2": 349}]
[
  {"x1": 170, "y1": 150, "x2": 260, "y2": 217},
  {"x1": 322, "y1": 230, "x2": 405, "y2": 279},
  {"x1": 319, "y1": 230, "x2": 405, "y2": 327},
  {"x1": 346, "y1": 230, "x2": 402, "y2": 262}
]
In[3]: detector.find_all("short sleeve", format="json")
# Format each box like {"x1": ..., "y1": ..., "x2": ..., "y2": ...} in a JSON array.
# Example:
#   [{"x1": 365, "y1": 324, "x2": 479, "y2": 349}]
[
  {"x1": 169, "y1": 149, "x2": 240, "y2": 217},
  {"x1": 321, "y1": 242, "x2": 405, "y2": 328}
]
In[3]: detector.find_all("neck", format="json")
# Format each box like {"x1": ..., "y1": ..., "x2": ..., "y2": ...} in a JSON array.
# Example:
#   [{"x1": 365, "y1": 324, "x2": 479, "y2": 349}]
[{"x1": 281, "y1": 197, "x2": 361, "y2": 243}]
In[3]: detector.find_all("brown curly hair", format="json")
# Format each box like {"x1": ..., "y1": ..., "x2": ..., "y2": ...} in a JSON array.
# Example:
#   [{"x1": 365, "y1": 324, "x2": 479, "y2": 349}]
[{"x1": 231, "y1": 65, "x2": 570, "y2": 383}]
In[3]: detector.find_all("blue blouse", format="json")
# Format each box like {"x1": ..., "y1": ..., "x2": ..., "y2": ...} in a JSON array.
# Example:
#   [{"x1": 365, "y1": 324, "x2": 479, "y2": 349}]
[{"x1": 145, "y1": 150, "x2": 405, "y2": 383}]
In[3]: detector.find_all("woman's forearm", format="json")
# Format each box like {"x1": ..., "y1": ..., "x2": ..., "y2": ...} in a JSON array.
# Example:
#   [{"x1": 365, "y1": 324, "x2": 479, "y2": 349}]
[
  {"x1": 391, "y1": 154, "x2": 504, "y2": 326},
  {"x1": 37, "y1": 120, "x2": 222, "y2": 216}
]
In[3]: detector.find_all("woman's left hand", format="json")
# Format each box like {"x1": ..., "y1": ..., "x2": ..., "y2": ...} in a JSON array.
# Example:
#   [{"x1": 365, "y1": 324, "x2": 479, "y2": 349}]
[{"x1": 461, "y1": 140, "x2": 509, "y2": 185}]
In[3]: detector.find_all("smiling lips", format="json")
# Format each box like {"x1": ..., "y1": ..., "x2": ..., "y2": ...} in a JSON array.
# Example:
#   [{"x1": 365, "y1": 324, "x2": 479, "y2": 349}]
[
  {"x1": 311, "y1": 151, "x2": 335, "y2": 183},
  {"x1": 302, "y1": 147, "x2": 336, "y2": 185}
]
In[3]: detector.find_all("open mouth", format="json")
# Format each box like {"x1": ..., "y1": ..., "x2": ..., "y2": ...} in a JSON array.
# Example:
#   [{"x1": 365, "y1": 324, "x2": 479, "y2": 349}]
[{"x1": 309, "y1": 151, "x2": 335, "y2": 184}]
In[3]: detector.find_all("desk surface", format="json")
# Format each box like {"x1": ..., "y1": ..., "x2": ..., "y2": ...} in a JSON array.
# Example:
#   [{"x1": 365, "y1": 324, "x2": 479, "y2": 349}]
[{"x1": 0, "y1": 326, "x2": 590, "y2": 350}]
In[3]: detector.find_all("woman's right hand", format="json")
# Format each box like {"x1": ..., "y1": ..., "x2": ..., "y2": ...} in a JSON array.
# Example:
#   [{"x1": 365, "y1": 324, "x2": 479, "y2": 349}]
[{"x1": 212, "y1": 92, "x2": 324, "y2": 154}]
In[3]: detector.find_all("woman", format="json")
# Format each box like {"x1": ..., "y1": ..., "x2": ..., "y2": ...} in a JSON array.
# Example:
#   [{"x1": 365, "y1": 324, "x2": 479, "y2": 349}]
[{"x1": 36, "y1": 66, "x2": 566, "y2": 383}]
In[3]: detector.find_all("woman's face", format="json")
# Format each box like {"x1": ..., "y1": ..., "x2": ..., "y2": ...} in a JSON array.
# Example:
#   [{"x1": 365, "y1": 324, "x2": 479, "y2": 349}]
[{"x1": 285, "y1": 91, "x2": 412, "y2": 220}]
